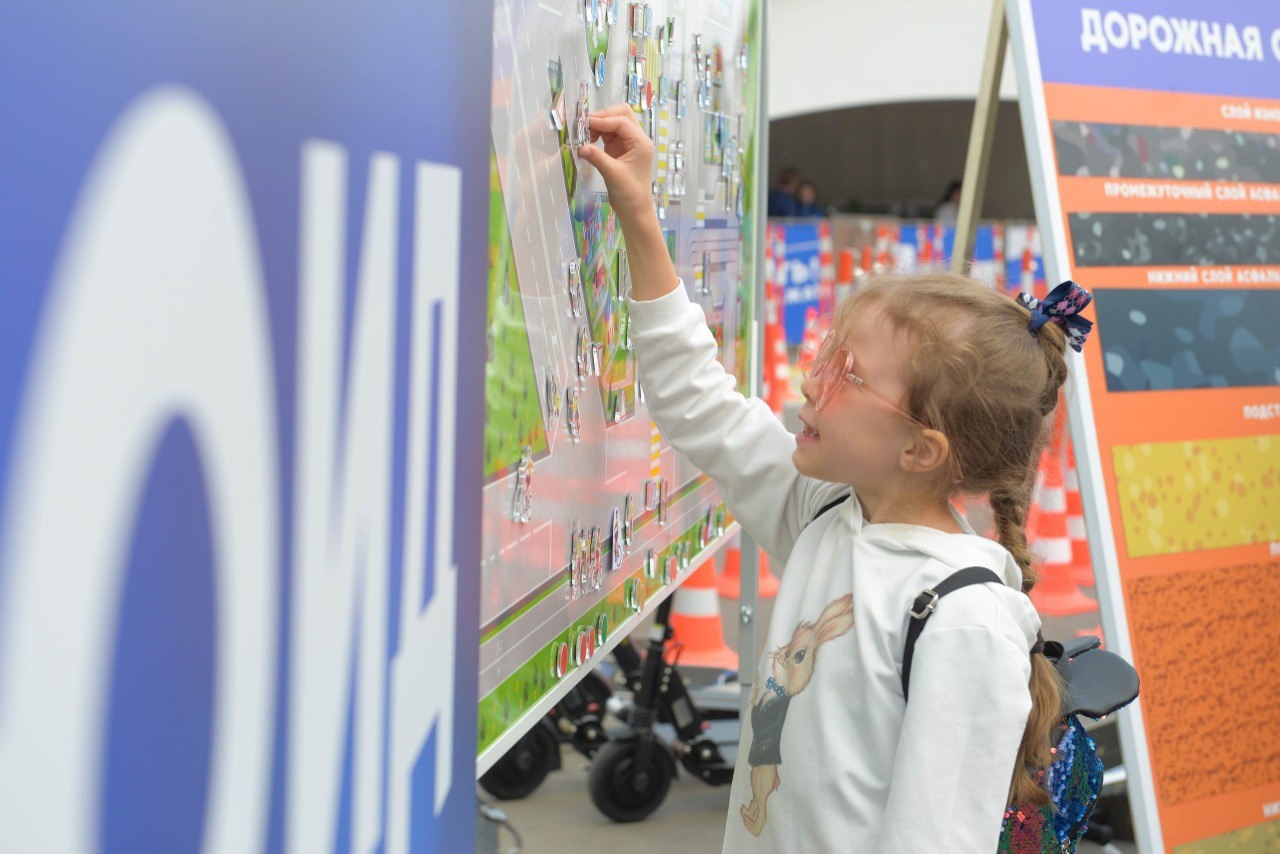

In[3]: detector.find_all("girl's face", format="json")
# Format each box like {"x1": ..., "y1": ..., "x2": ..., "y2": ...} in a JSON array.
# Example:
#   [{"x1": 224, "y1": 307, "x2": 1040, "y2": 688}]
[{"x1": 793, "y1": 304, "x2": 922, "y2": 491}]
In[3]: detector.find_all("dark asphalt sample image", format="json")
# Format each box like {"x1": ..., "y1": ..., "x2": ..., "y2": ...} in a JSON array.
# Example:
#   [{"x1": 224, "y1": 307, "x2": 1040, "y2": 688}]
[
  {"x1": 1069, "y1": 213, "x2": 1280, "y2": 267},
  {"x1": 1095, "y1": 288, "x2": 1280, "y2": 392},
  {"x1": 1054, "y1": 122, "x2": 1280, "y2": 183}
]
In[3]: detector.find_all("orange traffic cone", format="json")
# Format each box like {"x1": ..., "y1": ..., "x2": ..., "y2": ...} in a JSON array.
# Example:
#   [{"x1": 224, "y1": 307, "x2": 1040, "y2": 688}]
[
  {"x1": 873, "y1": 224, "x2": 896, "y2": 273},
  {"x1": 992, "y1": 223, "x2": 1006, "y2": 292},
  {"x1": 918, "y1": 224, "x2": 933, "y2": 271},
  {"x1": 818, "y1": 222, "x2": 837, "y2": 320},
  {"x1": 717, "y1": 534, "x2": 779, "y2": 599},
  {"x1": 669, "y1": 559, "x2": 738, "y2": 669},
  {"x1": 1024, "y1": 224, "x2": 1044, "y2": 300},
  {"x1": 1028, "y1": 447, "x2": 1097, "y2": 616},
  {"x1": 763, "y1": 281, "x2": 790, "y2": 413},
  {"x1": 837, "y1": 248, "x2": 855, "y2": 285},
  {"x1": 797, "y1": 307, "x2": 821, "y2": 373},
  {"x1": 1063, "y1": 438, "x2": 1094, "y2": 588},
  {"x1": 1019, "y1": 245, "x2": 1036, "y2": 296}
]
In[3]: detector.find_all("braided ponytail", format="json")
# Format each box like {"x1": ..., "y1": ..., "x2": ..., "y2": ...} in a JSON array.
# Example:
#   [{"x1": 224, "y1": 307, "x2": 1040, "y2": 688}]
[
  {"x1": 989, "y1": 483, "x2": 1035, "y2": 592},
  {"x1": 996, "y1": 301, "x2": 1071, "y2": 806}
]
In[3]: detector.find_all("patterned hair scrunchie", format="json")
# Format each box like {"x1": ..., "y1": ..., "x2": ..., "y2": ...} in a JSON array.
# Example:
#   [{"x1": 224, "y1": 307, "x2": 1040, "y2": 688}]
[{"x1": 1016, "y1": 280, "x2": 1094, "y2": 352}]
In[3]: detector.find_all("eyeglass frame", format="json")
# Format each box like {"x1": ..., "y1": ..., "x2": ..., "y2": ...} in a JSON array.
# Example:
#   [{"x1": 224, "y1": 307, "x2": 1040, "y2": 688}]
[{"x1": 802, "y1": 334, "x2": 931, "y2": 428}]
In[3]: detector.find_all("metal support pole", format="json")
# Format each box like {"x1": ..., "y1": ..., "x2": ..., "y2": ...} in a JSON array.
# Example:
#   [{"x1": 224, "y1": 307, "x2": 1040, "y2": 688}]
[
  {"x1": 737, "y1": 532, "x2": 759, "y2": 717},
  {"x1": 953, "y1": 0, "x2": 1008, "y2": 273},
  {"x1": 738, "y1": 0, "x2": 769, "y2": 716}
]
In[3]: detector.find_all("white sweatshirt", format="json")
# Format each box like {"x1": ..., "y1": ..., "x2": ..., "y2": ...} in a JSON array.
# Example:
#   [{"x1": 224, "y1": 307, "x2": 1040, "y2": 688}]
[{"x1": 630, "y1": 286, "x2": 1041, "y2": 853}]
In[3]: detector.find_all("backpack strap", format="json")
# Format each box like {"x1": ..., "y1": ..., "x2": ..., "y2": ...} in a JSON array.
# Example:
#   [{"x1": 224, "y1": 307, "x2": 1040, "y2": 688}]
[
  {"x1": 901, "y1": 566, "x2": 1005, "y2": 702},
  {"x1": 809, "y1": 492, "x2": 851, "y2": 524}
]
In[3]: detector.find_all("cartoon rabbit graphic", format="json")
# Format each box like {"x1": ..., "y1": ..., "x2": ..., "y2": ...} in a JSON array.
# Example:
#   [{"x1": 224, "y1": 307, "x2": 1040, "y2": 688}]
[{"x1": 740, "y1": 593, "x2": 855, "y2": 837}]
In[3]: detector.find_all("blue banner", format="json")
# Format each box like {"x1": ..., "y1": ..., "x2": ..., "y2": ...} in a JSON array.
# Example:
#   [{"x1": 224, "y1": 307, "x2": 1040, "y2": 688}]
[
  {"x1": 777, "y1": 222, "x2": 823, "y2": 343},
  {"x1": 1032, "y1": 0, "x2": 1280, "y2": 98},
  {"x1": 0, "y1": 3, "x2": 488, "y2": 851}
]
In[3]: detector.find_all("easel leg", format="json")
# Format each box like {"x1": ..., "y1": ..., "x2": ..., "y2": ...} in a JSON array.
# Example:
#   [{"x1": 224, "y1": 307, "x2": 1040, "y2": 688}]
[{"x1": 953, "y1": 0, "x2": 1008, "y2": 273}]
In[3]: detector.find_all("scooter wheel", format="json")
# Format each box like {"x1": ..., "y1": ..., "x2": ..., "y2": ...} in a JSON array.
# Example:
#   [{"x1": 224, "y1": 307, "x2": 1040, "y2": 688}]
[
  {"x1": 587, "y1": 739, "x2": 676, "y2": 822},
  {"x1": 479, "y1": 721, "x2": 560, "y2": 800}
]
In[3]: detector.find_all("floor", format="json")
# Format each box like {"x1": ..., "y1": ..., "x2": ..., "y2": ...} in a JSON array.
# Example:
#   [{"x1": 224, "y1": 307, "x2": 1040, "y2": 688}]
[
  {"x1": 484, "y1": 573, "x2": 1138, "y2": 853},
  {"x1": 486, "y1": 741, "x2": 1138, "y2": 854}
]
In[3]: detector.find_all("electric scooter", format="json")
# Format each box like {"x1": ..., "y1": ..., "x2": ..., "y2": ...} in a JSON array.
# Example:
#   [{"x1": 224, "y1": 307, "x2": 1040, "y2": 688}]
[
  {"x1": 479, "y1": 670, "x2": 613, "y2": 800},
  {"x1": 587, "y1": 594, "x2": 737, "y2": 822}
]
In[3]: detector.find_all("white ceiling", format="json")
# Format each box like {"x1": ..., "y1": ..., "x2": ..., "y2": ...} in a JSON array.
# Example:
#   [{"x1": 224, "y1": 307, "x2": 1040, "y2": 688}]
[{"x1": 767, "y1": 0, "x2": 1019, "y2": 119}]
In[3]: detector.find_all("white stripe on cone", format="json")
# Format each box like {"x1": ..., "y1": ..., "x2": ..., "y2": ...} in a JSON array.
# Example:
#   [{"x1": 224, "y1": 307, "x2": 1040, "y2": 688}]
[
  {"x1": 673, "y1": 586, "x2": 719, "y2": 614},
  {"x1": 1039, "y1": 484, "x2": 1066, "y2": 514},
  {"x1": 1031, "y1": 536, "x2": 1073, "y2": 565}
]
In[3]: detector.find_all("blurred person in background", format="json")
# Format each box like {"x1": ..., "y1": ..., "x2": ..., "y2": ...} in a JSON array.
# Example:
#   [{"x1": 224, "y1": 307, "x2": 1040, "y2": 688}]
[
  {"x1": 794, "y1": 180, "x2": 823, "y2": 217},
  {"x1": 934, "y1": 179, "x2": 962, "y2": 223},
  {"x1": 768, "y1": 165, "x2": 800, "y2": 216}
]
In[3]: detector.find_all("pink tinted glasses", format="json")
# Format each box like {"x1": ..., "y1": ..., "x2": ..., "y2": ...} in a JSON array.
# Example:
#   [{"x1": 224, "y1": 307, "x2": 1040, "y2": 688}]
[{"x1": 803, "y1": 334, "x2": 929, "y2": 427}]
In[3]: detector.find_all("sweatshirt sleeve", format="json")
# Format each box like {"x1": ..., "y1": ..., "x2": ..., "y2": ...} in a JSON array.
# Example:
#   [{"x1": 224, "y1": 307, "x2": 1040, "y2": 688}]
[
  {"x1": 874, "y1": 624, "x2": 1033, "y2": 853},
  {"x1": 628, "y1": 285, "x2": 829, "y2": 563}
]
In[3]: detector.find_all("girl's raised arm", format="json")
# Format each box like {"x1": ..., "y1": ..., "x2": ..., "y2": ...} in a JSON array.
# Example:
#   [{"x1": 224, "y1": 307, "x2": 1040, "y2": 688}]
[{"x1": 579, "y1": 105, "x2": 840, "y2": 562}]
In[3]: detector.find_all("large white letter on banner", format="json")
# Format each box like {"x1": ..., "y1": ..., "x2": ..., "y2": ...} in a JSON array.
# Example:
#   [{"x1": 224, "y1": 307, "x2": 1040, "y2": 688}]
[
  {"x1": 1081, "y1": 8, "x2": 1108, "y2": 52},
  {"x1": 385, "y1": 161, "x2": 463, "y2": 854},
  {"x1": 0, "y1": 88, "x2": 280, "y2": 854},
  {"x1": 1149, "y1": 16, "x2": 1174, "y2": 52},
  {"x1": 1126, "y1": 13, "x2": 1148, "y2": 49},
  {"x1": 286, "y1": 143, "x2": 398, "y2": 854},
  {"x1": 1242, "y1": 27, "x2": 1264, "y2": 61},
  {"x1": 1172, "y1": 18, "x2": 1204, "y2": 55},
  {"x1": 1102, "y1": 10, "x2": 1130, "y2": 49}
]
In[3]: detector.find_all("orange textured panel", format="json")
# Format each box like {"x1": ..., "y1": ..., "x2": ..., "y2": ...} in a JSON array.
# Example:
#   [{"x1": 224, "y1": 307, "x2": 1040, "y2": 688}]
[{"x1": 1126, "y1": 561, "x2": 1280, "y2": 808}]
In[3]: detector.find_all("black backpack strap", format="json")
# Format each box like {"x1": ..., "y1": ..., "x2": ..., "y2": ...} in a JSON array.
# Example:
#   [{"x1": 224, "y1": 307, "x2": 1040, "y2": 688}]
[
  {"x1": 901, "y1": 566, "x2": 1005, "y2": 702},
  {"x1": 809, "y1": 492, "x2": 851, "y2": 524}
]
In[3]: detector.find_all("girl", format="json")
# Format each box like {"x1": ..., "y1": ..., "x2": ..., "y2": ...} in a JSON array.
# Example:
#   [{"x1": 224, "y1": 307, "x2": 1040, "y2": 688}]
[{"x1": 578, "y1": 105, "x2": 1086, "y2": 851}]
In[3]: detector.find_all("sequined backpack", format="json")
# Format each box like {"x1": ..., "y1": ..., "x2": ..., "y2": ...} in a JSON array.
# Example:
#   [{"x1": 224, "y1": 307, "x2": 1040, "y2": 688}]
[{"x1": 903, "y1": 567, "x2": 1139, "y2": 854}]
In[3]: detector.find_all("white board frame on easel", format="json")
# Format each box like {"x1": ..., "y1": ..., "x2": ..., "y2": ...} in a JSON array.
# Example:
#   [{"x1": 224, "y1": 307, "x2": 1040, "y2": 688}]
[
  {"x1": 951, "y1": 1, "x2": 1162, "y2": 850},
  {"x1": 1004, "y1": 2, "x2": 1162, "y2": 850}
]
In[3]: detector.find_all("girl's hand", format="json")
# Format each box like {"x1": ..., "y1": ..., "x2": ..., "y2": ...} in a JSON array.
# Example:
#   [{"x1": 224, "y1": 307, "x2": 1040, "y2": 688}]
[
  {"x1": 579, "y1": 103, "x2": 676, "y2": 301},
  {"x1": 577, "y1": 104, "x2": 655, "y2": 225}
]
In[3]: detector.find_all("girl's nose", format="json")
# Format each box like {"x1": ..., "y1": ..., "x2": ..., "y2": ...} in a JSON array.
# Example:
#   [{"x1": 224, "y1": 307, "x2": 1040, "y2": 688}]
[{"x1": 798, "y1": 370, "x2": 817, "y2": 404}]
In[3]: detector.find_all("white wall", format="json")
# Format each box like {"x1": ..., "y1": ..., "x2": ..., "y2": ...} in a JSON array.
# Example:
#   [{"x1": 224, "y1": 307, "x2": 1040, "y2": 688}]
[{"x1": 768, "y1": 0, "x2": 1019, "y2": 119}]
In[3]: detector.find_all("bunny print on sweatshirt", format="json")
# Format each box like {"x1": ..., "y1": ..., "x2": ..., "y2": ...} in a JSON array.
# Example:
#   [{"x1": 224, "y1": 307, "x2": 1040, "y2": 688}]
[{"x1": 740, "y1": 593, "x2": 856, "y2": 837}]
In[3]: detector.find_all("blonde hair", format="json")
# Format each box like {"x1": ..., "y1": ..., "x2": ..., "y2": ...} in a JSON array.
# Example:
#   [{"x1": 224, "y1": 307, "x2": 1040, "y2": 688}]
[{"x1": 837, "y1": 272, "x2": 1068, "y2": 807}]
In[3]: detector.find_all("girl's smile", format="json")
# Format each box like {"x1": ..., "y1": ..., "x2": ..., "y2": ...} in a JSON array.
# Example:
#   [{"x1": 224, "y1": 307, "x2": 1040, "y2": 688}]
[{"x1": 796, "y1": 411, "x2": 820, "y2": 444}]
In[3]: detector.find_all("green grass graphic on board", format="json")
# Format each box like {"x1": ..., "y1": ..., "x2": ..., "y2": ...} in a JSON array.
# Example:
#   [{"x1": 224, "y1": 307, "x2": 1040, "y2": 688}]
[
  {"x1": 485, "y1": 151, "x2": 548, "y2": 481},
  {"x1": 477, "y1": 506, "x2": 728, "y2": 755}
]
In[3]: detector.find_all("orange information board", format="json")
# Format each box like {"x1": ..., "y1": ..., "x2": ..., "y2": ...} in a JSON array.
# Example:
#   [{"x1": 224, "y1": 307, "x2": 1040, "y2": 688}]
[{"x1": 1008, "y1": 3, "x2": 1280, "y2": 851}]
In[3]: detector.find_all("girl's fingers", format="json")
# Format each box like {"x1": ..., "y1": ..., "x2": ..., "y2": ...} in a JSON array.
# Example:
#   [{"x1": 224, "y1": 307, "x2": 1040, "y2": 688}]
[
  {"x1": 576, "y1": 142, "x2": 617, "y2": 179},
  {"x1": 586, "y1": 115, "x2": 636, "y2": 143},
  {"x1": 588, "y1": 109, "x2": 643, "y2": 138},
  {"x1": 576, "y1": 141, "x2": 604, "y2": 165},
  {"x1": 590, "y1": 103, "x2": 639, "y2": 121}
]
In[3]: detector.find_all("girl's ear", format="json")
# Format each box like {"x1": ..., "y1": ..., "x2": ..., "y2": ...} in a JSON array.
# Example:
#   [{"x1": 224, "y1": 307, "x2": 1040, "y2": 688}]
[{"x1": 899, "y1": 428, "x2": 952, "y2": 477}]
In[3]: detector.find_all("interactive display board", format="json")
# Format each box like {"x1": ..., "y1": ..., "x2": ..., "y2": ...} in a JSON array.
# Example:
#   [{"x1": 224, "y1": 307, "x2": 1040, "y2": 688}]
[
  {"x1": 1008, "y1": 2, "x2": 1280, "y2": 851},
  {"x1": 0, "y1": 3, "x2": 488, "y2": 850},
  {"x1": 479, "y1": 0, "x2": 763, "y2": 769}
]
